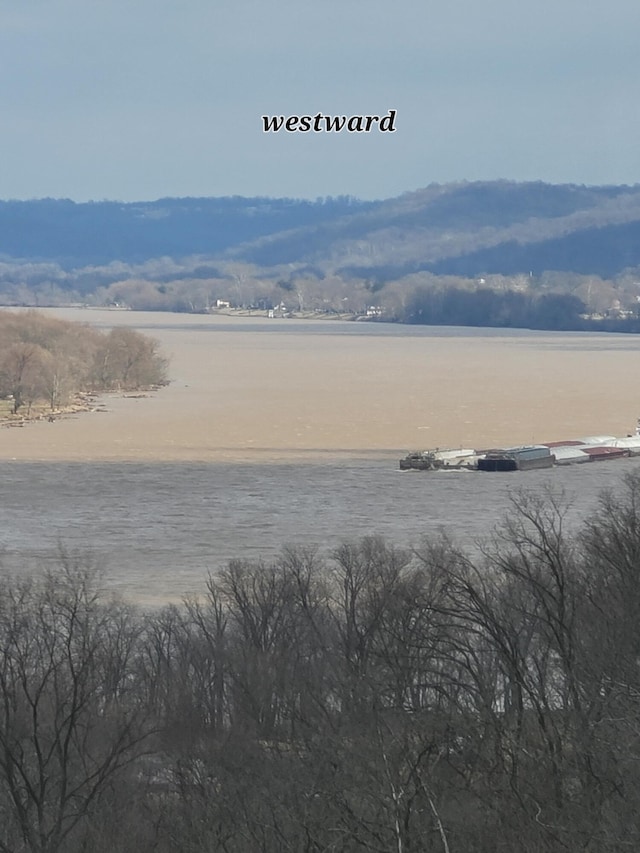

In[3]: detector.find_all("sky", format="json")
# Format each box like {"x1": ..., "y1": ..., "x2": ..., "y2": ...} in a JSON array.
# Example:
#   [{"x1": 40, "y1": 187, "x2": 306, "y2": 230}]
[{"x1": 1, "y1": 0, "x2": 639, "y2": 202}]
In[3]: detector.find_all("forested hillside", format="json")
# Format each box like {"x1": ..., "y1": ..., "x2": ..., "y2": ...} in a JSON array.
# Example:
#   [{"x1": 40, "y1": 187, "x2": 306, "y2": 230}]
[
  {"x1": 0, "y1": 195, "x2": 371, "y2": 265},
  {"x1": 2, "y1": 182, "x2": 639, "y2": 274},
  {"x1": 238, "y1": 181, "x2": 640, "y2": 276},
  {"x1": 2, "y1": 181, "x2": 640, "y2": 330}
]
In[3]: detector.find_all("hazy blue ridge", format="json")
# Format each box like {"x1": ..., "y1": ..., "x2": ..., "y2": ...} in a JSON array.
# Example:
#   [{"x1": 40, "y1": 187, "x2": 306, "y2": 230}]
[{"x1": 1, "y1": 182, "x2": 639, "y2": 280}]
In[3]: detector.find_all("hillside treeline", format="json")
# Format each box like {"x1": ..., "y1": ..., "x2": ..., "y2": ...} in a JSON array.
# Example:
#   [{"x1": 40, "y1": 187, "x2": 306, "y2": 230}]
[
  {"x1": 0, "y1": 196, "x2": 370, "y2": 266},
  {"x1": 404, "y1": 287, "x2": 587, "y2": 329},
  {"x1": 241, "y1": 182, "x2": 640, "y2": 277},
  {"x1": 0, "y1": 311, "x2": 168, "y2": 414},
  {"x1": 1, "y1": 183, "x2": 640, "y2": 278},
  {"x1": 3, "y1": 183, "x2": 640, "y2": 333},
  {"x1": 3, "y1": 476, "x2": 640, "y2": 852}
]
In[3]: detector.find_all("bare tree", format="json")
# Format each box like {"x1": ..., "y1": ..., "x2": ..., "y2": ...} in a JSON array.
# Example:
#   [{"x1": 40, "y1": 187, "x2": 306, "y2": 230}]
[
  {"x1": 0, "y1": 557, "x2": 154, "y2": 853},
  {"x1": 0, "y1": 342, "x2": 47, "y2": 414}
]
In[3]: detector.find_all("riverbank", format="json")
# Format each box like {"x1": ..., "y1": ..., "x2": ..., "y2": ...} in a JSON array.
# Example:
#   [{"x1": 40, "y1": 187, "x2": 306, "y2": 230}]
[{"x1": 0, "y1": 392, "x2": 108, "y2": 430}]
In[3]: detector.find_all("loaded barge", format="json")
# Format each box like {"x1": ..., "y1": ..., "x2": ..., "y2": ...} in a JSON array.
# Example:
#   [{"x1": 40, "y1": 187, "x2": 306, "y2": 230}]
[{"x1": 400, "y1": 422, "x2": 640, "y2": 472}]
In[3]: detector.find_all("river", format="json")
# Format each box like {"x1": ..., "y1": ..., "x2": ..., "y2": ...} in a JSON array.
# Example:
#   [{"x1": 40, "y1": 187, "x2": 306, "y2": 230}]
[{"x1": 1, "y1": 308, "x2": 639, "y2": 602}]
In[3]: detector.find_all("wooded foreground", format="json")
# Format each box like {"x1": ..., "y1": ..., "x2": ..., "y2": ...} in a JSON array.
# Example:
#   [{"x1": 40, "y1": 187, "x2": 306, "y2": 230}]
[
  {"x1": 0, "y1": 311, "x2": 168, "y2": 417},
  {"x1": 1, "y1": 476, "x2": 640, "y2": 851}
]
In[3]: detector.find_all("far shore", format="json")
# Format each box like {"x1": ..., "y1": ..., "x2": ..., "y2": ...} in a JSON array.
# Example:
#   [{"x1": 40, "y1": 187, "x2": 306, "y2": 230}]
[{"x1": 5, "y1": 304, "x2": 364, "y2": 323}]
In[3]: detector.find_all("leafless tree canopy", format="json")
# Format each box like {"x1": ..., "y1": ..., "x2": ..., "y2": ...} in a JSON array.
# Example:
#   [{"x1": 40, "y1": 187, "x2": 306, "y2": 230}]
[
  {"x1": 0, "y1": 311, "x2": 168, "y2": 415},
  {"x1": 3, "y1": 476, "x2": 640, "y2": 851}
]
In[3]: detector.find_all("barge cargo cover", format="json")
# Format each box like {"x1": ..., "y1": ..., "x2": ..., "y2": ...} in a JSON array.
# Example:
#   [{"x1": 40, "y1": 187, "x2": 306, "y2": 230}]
[{"x1": 477, "y1": 445, "x2": 554, "y2": 472}]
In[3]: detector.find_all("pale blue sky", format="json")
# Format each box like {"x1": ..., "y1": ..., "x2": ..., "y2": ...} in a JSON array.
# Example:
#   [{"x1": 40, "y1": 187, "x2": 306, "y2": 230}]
[{"x1": 1, "y1": 0, "x2": 638, "y2": 201}]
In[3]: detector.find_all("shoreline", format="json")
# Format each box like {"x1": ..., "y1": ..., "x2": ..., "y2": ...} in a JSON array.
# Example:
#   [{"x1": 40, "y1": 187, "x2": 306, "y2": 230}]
[{"x1": 0, "y1": 392, "x2": 107, "y2": 431}]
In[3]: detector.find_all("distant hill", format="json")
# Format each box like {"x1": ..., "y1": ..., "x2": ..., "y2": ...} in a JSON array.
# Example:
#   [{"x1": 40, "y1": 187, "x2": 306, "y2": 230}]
[
  {"x1": 0, "y1": 196, "x2": 374, "y2": 266},
  {"x1": 234, "y1": 182, "x2": 640, "y2": 279},
  {"x1": 3, "y1": 182, "x2": 640, "y2": 332},
  {"x1": 1, "y1": 182, "x2": 640, "y2": 280}
]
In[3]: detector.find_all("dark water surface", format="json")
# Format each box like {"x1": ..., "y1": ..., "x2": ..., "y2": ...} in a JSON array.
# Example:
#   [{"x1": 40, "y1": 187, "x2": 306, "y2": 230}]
[{"x1": 2, "y1": 456, "x2": 639, "y2": 602}]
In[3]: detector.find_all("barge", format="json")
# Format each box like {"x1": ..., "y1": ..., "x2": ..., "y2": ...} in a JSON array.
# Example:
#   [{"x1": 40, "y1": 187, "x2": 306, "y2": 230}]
[
  {"x1": 477, "y1": 445, "x2": 554, "y2": 472},
  {"x1": 400, "y1": 420, "x2": 640, "y2": 472}
]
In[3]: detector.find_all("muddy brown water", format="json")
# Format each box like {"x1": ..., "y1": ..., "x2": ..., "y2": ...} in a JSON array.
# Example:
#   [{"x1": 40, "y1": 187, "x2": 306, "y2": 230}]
[{"x1": 1, "y1": 308, "x2": 639, "y2": 603}]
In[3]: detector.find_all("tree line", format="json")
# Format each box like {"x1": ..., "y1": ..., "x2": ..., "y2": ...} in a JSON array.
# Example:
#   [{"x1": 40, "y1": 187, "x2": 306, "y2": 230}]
[
  {"x1": 401, "y1": 286, "x2": 640, "y2": 331},
  {"x1": 0, "y1": 311, "x2": 168, "y2": 415},
  {"x1": 2, "y1": 475, "x2": 640, "y2": 851},
  {"x1": 403, "y1": 286, "x2": 590, "y2": 330},
  {"x1": 4, "y1": 255, "x2": 640, "y2": 334}
]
